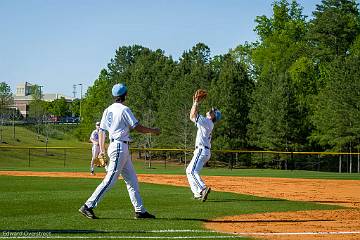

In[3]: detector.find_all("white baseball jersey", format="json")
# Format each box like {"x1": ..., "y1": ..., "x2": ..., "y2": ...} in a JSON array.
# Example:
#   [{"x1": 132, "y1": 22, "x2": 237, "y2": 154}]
[
  {"x1": 90, "y1": 130, "x2": 99, "y2": 144},
  {"x1": 194, "y1": 114, "x2": 214, "y2": 148},
  {"x1": 99, "y1": 103, "x2": 138, "y2": 142},
  {"x1": 85, "y1": 101, "x2": 146, "y2": 213}
]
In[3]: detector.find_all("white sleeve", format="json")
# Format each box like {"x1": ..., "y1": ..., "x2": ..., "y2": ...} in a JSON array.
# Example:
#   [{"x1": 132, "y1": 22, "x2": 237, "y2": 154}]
[
  {"x1": 195, "y1": 114, "x2": 206, "y2": 127},
  {"x1": 90, "y1": 130, "x2": 96, "y2": 140},
  {"x1": 123, "y1": 107, "x2": 139, "y2": 129}
]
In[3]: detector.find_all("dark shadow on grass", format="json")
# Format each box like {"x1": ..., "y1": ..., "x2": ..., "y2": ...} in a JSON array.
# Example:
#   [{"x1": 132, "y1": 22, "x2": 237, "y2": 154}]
[
  {"x1": 1, "y1": 218, "x2": 335, "y2": 235},
  {"x1": 208, "y1": 199, "x2": 286, "y2": 203},
  {"x1": 1, "y1": 229, "x2": 209, "y2": 234},
  {"x1": 92, "y1": 216, "x2": 136, "y2": 220},
  {"x1": 149, "y1": 217, "x2": 335, "y2": 223},
  {"x1": 205, "y1": 198, "x2": 359, "y2": 206},
  {"x1": 307, "y1": 200, "x2": 360, "y2": 205},
  {"x1": 203, "y1": 219, "x2": 335, "y2": 223}
]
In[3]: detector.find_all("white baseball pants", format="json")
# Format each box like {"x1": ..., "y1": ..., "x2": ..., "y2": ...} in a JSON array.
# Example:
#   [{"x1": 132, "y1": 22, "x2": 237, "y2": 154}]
[
  {"x1": 85, "y1": 142, "x2": 146, "y2": 213},
  {"x1": 186, "y1": 147, "x2": 211, "y2": 198},
  {"x1": 90, "y1": 144, "x2": 100, "y2": 171}
]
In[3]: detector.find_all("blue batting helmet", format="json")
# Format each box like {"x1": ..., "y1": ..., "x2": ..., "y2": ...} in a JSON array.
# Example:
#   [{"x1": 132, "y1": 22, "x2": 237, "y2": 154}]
[{"x1": 112, "y1": 83, "x2": 127, "y2": 97}]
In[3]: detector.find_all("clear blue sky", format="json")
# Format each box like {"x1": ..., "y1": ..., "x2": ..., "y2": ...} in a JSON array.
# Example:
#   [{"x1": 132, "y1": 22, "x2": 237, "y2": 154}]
[{"x1": 0, "y1": 0, "x2": 331, "y2": 98}]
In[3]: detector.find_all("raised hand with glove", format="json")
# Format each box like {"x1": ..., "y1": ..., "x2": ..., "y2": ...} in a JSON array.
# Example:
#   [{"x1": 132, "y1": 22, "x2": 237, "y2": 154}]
[
  {"x1": 193, "y1": 89, "x2": 208, "y2": 104},
  {"x1": 190, "y1": 89, "x2": 207, "y2": 122}
]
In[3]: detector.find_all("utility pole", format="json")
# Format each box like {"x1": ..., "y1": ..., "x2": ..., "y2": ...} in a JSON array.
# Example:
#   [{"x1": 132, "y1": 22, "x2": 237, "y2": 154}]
[
  {"x1": 13, "y1": 107, "x2": 15, "y2": 139},
  {"x1": 72, "y1": 85, "x2": 77, "y2": 98},
  {"x1": 38, "y1": 85, "x2": 43, "y2": 99},
  {"x1": 77, "y1": 84, "x2": 83, "y2": 122}
]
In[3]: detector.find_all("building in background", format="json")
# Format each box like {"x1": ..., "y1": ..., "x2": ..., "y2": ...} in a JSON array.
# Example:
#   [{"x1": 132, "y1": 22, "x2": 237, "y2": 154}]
[{"x1": 14, "y1": 82, "x2": 74, "y2": 118}]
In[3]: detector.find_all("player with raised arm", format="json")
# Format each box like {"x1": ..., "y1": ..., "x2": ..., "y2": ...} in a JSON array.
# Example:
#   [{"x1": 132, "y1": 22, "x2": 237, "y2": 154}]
[
  {"x1": 187, "y1": 89, "x2": 221, "y2": 202},
  {"x1": 79, "y1": 83, "x2": 160, "y2": 219}
]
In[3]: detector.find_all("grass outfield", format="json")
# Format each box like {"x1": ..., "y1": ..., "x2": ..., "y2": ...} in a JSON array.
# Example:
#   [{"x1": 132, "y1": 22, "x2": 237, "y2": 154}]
[{"x1": 0, "y1": 175, "x2": 340, "y2": 239}]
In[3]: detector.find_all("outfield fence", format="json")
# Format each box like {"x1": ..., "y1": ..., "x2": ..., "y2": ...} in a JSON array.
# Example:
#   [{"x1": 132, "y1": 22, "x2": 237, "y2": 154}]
[
  {"x1": 0, "y1": 146, "x2": 359, "y2": 173},
  {"x1": 136, "y1": 148, "x2": 360, "y2": 173}
]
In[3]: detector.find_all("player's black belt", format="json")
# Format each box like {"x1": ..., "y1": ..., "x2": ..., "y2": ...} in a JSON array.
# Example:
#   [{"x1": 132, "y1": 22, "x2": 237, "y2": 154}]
[
  {"x1": 196, "y1": 145, "x2": 209, "y2": 149},
  {"x1": 111, "y1": 139, "x2": 130, "y2": 144}
]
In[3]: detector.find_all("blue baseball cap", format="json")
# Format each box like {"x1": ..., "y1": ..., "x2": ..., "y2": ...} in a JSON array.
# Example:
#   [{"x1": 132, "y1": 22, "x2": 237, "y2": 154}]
[
  {"x1": 112, "y1": 83, "x2": 128, "y2": 97},
  {"x1": 211, "y1": 108, "x2": 222, "y2": 122}
]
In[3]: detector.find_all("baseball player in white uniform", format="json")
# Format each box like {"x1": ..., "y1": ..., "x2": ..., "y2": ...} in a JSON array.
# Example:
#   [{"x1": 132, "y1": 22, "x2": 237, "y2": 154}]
[
  {"x1": 79, "y1": 83, "x2": 160, "y2": 219},
  {"x1": 89, "y1": 122, "x2": 101, "y2": 175},
  {"x1": 187, "y1": 97, "x2": 221, "y2": 202}
]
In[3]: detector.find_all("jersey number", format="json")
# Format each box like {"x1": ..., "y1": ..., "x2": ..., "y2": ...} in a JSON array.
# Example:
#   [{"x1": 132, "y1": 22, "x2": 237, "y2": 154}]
[{"x1": 107, "y1": 112, "x2": 113, "y2": 127}]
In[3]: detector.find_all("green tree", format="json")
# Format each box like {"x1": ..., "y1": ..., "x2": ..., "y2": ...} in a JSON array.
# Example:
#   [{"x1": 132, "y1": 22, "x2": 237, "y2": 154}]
[
  {"x1": 310, "y1": 54, "x2": 360, "y2": 151},
  {"x1": 210, "y1": 54, "x2": 254, "y2": 149},
  {"x1": 0, "y1": 82, "x2": 14, "y2": 141},
  {"x1": 248, "y1": 0, "x2": 310, "y2": 150},
  {"x1": 79, "y1": 69, "x2": 113, "y2": 140},
  {"x1": 69, "y1": 99, "x2": 80, "y2": 117},
  {"x1": 79, "y1": 45, "x2": 159, "y2": 141},
  {"x1": 28, "y1": 85, "x2": 48, "y2": 140},
  {"x1": 248, "y1": 72, "x2": 291, "y2": 149},
  {"x1": 0, "y1": 82, "x2": 13, "y2": 109},
  {"x1": 230, "y1": 42, "x2": 257, "y2": 81},
  {"x1": 307, "y1": 0, "x2": 360, "y2": 62},
  {"x1": 30, "y1": 85, "x2": 42, "y2": 100},
  {"x1": 107, "y1": 45, "x2": 147, "y2": 84},
  {"x1": 128, "y1": 48, "x2": 174, "y2": 148},
  {"x1": 308, "y1": 0, "x2": 360, "y2": 152},
  {"x1": 157, "y1": 43, "x2": 213, "y2": 150},
  {"x1": 48, "y1": 97, "x2": 70, "y2": 117}
]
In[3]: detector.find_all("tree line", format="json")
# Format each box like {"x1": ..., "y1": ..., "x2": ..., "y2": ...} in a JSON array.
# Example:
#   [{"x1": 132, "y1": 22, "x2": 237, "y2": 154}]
[{"x1": 79, "y1": 0, "x2": 360, "y2": 152}]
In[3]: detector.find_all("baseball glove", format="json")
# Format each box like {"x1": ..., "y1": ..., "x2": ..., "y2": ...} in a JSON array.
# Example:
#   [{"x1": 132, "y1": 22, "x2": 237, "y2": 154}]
[
  {"x1": 94, "y1": 153, "x2": 108, "y2": 167},
  {"x1": 193, "y1": 89, "x2": 208, "y2": 103}
]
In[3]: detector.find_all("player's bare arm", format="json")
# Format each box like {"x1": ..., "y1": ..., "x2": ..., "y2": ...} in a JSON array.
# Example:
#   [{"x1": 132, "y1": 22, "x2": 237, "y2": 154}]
[
  {"x1": 98, "y1": 130, "x2": 106, "y2": 153},
  {"x1": 90, "y1": 138, "x2": 98, "y2": 145},
  {"x1": 134, "y1": 124, "x2": 160, "y2": 135},
  {"x1": 190, "y1": 101, "x2": 199, "y2": 123}
]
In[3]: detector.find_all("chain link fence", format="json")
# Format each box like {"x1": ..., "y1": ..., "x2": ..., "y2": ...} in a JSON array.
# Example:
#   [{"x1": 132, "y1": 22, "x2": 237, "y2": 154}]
[{"x1": 1, "y1": 146, "x2": 360, "y2": 173}]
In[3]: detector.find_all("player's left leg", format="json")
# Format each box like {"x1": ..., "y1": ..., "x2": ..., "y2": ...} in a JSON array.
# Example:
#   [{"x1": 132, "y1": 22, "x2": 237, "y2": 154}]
[
  {"x1": 121, "y1": 149, "x2": 155, "y2": 218},
  {"x1": 84, "y1": 143, "x2": 123, "y2": 209},
  {"x1": 90, "y1": 145, "x2": 99, "y2": 174},
  {"x1": 187, "y1": 149, "x2": 210, "y2": 198},
  {"x1": 121, "y1": 152, "x2": 145, "y2": 212},
  {"x1": 186, "y1": 149, "x2": 202, "y2": 198}
]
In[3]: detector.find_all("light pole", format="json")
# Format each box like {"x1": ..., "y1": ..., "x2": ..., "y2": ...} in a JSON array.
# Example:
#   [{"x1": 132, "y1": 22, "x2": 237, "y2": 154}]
[
  {"x1": 37, "y1": 85, "x2": 44, "y2": 141},
  {"x1": 77, "y1": 84, "x2": 83, "y2": 122},
  {"x1": 38, "y1": 85, "x2": 43, "y2": 100},
  {"x1": 12, "y1": 106, "x2": 15, "y2": 139}
]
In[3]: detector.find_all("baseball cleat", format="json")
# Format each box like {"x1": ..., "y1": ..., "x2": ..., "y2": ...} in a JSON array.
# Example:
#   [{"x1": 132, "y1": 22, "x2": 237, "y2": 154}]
[
  {"x1": 79, "y1": 205, "x2": 98, "y2": 219},
  {"x1": 193, "y1": 195, "x2": 202, "y2": 200},
  {"x1": 135, "y1": 211, "x2": 156, "y2": 219},
  {"x1": 201, "y1": 187, "x2": 211, "y2": 202},
  {"x1": 90, "y1": 171, "x2": 95, "y2": 175}
]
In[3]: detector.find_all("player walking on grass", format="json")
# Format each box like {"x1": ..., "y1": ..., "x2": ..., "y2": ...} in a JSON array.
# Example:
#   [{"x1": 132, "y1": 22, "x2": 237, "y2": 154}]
[
  {"x1": 187, "y1": 90, "x2": 221, "y2": 202},
  {"x1": 79, "y1": 83, "x2": 160, "y2": 219}
]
